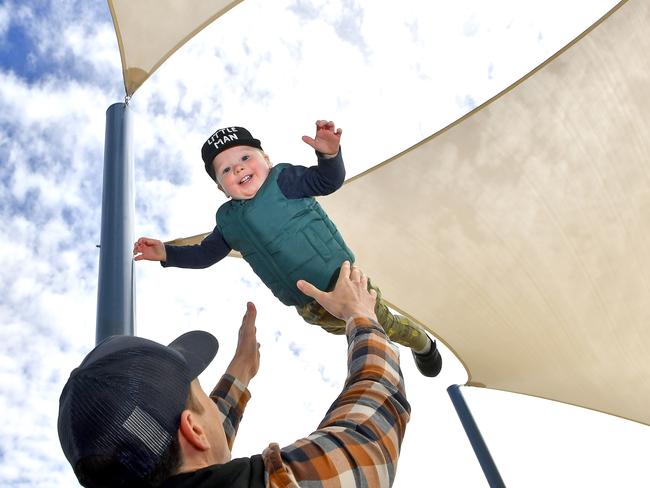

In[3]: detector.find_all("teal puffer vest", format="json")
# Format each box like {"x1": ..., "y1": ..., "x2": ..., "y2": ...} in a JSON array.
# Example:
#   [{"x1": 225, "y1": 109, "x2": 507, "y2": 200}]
[{"x1": 216, "y1": 163, "x2": 354, "y2": 307}]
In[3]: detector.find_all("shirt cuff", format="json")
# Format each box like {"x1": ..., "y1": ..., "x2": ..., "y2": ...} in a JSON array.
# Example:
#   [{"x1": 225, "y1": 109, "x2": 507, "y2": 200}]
[
  {"x1": 211, "y1": 373, "x2": 252, "y2": 407},
  {"x1": 345, "y1": 315, "x2": 384, "y2": 336},
  {"x1": 345, "y1": 314, "x2": 373, "y2": 326},
  {"x1": 221, "y1": 373, "x2": 250, "y2": 396},
  {"x1": 160, "y1": 244, "x2": 171, "y2": 267},
  {"x1": 316, "y1": 149, "x2": 339, "y2": 159}
]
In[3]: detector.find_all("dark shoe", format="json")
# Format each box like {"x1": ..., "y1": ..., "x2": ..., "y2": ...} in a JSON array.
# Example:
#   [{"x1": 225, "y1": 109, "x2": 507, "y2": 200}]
[{"x1": 412, "y1": 340, "x2": 442, "y2": 377}]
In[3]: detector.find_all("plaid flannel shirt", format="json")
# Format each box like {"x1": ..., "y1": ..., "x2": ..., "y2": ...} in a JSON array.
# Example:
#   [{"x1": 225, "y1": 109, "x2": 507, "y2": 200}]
[{"x1": 210, "y1": 316, "x2": 410, "y2": 487}]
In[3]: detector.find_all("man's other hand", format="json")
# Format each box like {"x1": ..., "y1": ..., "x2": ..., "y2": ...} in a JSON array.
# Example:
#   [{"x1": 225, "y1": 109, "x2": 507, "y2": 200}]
[
  {"x1": 225, "y1": 302, "x2": 260, "y2": 385},
  {"x1": 297, "y1": 261, "x2": 377, "y2": 322}
]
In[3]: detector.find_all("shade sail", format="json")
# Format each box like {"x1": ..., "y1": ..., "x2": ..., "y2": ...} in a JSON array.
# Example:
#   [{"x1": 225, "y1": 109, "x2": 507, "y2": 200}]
[
  {"x1": 321, "y1": 0, "x2": 650, "y2": 425},
  {"x1": 154, "y1": 0, "x2": 649, "y2": 426},
  {"x1": 108, "y1": 0, "x2": 242, "y2": 96}
]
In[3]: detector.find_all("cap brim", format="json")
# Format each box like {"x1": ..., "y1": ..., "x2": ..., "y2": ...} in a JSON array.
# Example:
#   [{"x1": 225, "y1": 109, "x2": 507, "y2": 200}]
[{"x1": 168, "y1": 331, "x2": 218, "y2": 379}]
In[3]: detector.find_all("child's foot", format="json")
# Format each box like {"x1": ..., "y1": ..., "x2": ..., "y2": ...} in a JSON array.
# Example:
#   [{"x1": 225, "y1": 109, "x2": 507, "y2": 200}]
[{"x1": 412, "y1": 338, "x2": 442, "y2": 377}]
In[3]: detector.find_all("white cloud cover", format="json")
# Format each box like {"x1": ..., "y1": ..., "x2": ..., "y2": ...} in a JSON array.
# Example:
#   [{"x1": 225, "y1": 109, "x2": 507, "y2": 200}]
[{"x1": 2, "y1": 0, "x2": 649, "y2": 487}]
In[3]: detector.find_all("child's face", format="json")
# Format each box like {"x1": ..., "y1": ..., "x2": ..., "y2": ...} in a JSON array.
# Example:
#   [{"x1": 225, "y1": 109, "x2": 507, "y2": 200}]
[{"x1": 212, "y1": 145, "x2": 272, "y2": 200}]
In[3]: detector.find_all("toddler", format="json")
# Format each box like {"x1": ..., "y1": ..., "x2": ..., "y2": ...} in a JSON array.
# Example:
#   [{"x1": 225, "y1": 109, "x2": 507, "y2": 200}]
[{"x1": 134, "y1": 121, "x2": 441, "y2": 376}]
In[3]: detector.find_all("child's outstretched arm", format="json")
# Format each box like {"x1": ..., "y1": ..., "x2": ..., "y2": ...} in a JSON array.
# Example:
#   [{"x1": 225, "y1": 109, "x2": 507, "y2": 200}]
[
  {"x1": 301, "y1": 120, "x2": 342, "y2": 156},
  {"x1": 277, "y1": 120, "x2": 346, "y2": 199},
  {"x1": 133, "y1": 237, "x2": 167, "y2": 262},
  {"x1": 134, "y1": 229, "x2": 231, "y2": 269}
]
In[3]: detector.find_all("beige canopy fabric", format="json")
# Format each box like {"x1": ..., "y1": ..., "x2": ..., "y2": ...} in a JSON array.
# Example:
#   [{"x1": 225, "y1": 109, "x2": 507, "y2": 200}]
[
  {"x1": 128, "y1": 0, "x2": 650, "y2": 426},
  {"x1": 322, "y1": 0, "x2": 650, "y2": 426},
  {"x1": 108, "y1": 0, "x2": 242, "y2": 96}
]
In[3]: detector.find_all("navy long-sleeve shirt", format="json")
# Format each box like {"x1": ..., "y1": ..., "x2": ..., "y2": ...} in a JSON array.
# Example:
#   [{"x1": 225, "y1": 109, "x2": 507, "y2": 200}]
[{"x1": 163, "y1": 150, "x2": 345, "y2": 269}]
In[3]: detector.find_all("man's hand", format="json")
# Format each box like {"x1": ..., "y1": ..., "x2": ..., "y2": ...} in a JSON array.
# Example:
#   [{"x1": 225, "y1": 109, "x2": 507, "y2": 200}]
[
  {"x1": 297, "y1": 261, "x2": 377, "y2": 322},
  {"x1": 301, "y1": 120, "x2": 342, "y2": 156},
  {"x1": 133, "y1": 237, "x2": 167, "y2": 262},
  {"x1": 225, "y1": 302, "x2": 261, "y2": 386}
]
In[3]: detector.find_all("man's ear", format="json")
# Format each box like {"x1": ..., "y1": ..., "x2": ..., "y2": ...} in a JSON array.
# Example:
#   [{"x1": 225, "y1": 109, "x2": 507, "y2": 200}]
[{"x1": 178, "y1": 409, "x2": 210, "y2": 451}]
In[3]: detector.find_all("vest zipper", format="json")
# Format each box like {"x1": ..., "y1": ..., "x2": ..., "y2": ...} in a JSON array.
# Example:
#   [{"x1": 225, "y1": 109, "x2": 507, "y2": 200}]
[{"x1": 235, "y1": 196, "x2": 304, "y2": 304}]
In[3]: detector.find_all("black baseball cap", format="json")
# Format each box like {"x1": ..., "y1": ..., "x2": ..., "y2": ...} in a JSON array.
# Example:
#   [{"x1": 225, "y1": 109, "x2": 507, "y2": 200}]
[
  {"x1": 201, "y1": 126, "x2": 263, "y2": 181},
  {"x1": 57, "y1": 331, "x2": 218, "y2": 484}
]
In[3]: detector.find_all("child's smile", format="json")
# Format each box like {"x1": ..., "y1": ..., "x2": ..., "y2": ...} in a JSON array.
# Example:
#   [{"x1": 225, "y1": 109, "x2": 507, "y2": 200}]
[{"x1": 213, "y1": 145, "x2": 272, "y2": 200}]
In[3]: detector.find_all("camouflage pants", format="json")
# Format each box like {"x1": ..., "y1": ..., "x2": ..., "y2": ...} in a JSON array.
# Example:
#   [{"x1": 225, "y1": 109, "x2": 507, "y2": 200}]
[{"x1": 296, "y1": 281, "x2": 429, "y2": 351}]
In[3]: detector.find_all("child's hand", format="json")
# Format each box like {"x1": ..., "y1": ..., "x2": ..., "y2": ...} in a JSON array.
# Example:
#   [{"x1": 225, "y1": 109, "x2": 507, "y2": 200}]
[
  {"x1": 302, "y1": 120, "x2": 342, "y2": 156},
  {"x1": 133, "y1": 237, "x2": 167, "y2": 262}
]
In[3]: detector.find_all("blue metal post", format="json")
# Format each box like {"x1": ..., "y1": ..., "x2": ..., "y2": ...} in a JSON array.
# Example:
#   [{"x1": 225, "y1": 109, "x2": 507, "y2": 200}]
[
  {"x1": 96, "y1": 102, "x2": 135, "y2": 343},
  {"x1": 447, "y1": 384, "x2": 506, "y2": 487}
]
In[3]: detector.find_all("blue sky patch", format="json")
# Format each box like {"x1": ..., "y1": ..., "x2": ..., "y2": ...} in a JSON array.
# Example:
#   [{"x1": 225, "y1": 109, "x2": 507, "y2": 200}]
[
  {"x1": 0, "y1": 23, "x2": 58, "y2": 83},
  {"x1": 0, "y1": 24, "x2": 36, "y2": 76}
]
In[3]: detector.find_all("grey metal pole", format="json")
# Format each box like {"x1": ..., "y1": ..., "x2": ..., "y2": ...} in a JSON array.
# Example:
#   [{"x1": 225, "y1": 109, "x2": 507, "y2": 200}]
[
  {"x1": 447, "y1": 384, "x2": 506, "y2": 488},
  {"x1": 96, "y1": 102, "x2": 135, "y2": 344}
]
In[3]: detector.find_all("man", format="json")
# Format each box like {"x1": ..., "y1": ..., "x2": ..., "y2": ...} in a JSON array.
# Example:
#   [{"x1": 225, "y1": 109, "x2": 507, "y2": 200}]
[{"x1": 58, "y1": 261, "x2": 415, "y2": 487}]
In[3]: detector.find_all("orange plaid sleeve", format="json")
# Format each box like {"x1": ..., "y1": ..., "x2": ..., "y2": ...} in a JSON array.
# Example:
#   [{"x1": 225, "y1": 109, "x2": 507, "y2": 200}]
[
  {"x1": 263, "y1": 316, "x2": 411, "y2": 487},
  {"x1": 210, "y1": 374, "x2": 252, "y2": 451}
]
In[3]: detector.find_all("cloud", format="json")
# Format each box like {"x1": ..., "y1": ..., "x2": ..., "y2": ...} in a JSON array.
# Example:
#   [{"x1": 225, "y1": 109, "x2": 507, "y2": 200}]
[
  {"x1": 0, "y1": 4, "x2": 123, "y2": 485},
  {"x1": 2, "y1": 0, "x2": 643, "y2": 487},
  {"x1": 0, "y1": 1, "x2": 118, "y2": 94}
]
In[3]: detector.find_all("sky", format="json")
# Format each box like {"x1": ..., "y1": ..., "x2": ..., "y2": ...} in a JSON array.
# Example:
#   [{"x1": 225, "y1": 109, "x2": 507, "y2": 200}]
[{"x1": 1, "y1": 0, "x2": 649, "y2": 487}]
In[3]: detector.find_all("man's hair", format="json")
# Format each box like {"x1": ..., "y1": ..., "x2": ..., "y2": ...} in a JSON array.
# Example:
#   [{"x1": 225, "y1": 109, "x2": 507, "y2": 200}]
[
  {"x1": 73, "y1": 440, "x2": 181, "y2": 488},
  {"x1": 74, "y1": 387, "x2": 205, "y2": 487}
]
